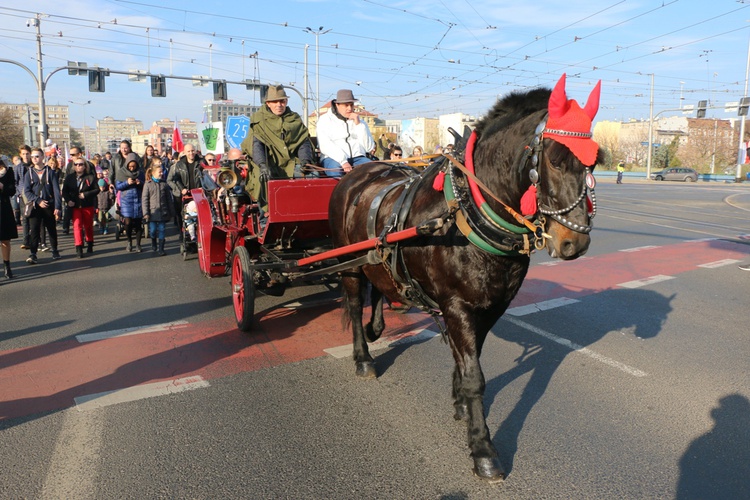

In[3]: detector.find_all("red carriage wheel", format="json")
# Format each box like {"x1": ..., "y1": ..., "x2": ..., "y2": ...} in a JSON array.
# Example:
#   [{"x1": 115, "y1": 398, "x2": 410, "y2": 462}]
[{"x1": 231, "y1": 246, "x2": 255, "y2": 332}]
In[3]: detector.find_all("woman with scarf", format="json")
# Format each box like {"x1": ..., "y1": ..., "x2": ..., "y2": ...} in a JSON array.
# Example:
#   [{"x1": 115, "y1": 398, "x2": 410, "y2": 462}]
[
  {"x1": 241, "y1": 84, "x2": 313, "y2": 211},
  {"x1": 115, "y1": 153, "x2": 145, "y2": 252}
]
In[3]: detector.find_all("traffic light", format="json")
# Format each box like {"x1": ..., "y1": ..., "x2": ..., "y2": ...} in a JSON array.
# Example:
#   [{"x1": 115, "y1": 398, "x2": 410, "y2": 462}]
[
  {"x1": 151, "y1": 76, "x2": 166, "y2": 97},
  {"x1": 259, "y1": 84, "x2": 269, "y2": 103},
  {"x1": 739, "y1": 97, "x2": 750, "y2": 117},
  {"x1": 213, "y1": 81, "x2": 227, "y2": 101},
  {"x1": 88, "y1": 70, "x2": 105, "y2": 92},
  {"x1": 697, "y1": 100, "x2": 707, "y2": 119}
]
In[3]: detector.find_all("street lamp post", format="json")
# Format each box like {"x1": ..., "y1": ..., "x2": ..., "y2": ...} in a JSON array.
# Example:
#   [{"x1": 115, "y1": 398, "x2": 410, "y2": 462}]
[
  {"x1": 69, "y1": 100, "x2": 91, "y2": 157},
  {"x1": 304, "y1": 26, "x2": 331, "y2": 126}
]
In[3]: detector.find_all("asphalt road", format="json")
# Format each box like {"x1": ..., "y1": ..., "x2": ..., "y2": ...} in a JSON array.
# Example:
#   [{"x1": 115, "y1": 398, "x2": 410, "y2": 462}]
[{"x1": 1, "y1": 178, "x2": 749, "y2": 499}]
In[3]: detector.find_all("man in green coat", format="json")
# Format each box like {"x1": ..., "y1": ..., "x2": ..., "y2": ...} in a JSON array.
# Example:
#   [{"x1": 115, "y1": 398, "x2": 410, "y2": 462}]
[{"x1": 241, "y1": 84, "x2": 314, "y2": 210}]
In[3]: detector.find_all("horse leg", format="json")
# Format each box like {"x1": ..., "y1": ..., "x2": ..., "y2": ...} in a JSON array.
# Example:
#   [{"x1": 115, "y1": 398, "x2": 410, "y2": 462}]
[
  {"x1": 452, "y1": 365, "x2": 468, "y2": 421},
  {"x1": 364, "y1": 285, "x2": 385, "y2": 342},
  {"x1": 342, "y1": 273, "x2": 377, "y2": 379},
  {"x1": 461, "y1": 356, "x2": 504, "y2": 481},
  {"x1": 446, "y1": 313, "x2": 505, "y2": 482}
]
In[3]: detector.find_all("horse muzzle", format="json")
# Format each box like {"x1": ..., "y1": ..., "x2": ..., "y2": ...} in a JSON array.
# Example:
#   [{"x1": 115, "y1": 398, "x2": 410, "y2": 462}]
[{"x1": 545, "y1": 222, "x2": 590, "y2": 260}]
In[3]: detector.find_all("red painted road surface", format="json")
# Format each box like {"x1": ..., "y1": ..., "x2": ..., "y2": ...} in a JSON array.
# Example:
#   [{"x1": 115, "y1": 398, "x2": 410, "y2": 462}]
[{"x1": 1, "y1": 238, "x2": 746, "y2": 420}]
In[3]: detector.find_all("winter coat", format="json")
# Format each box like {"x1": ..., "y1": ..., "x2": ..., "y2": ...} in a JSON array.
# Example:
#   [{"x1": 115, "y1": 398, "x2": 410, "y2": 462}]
[
  {"x1": 97, "y1": 188, "x2": 115, "y2": 212},
  {"x1": 167, "y1": 157, "x2": 202, "y2": 196},
  {"x1": 21, "y1": 166, "x2": 62, "y2": 212},
  {"x1": 316, "y1": 102, "x2": 375, "y2": 166},
  {"x1": 110, "y1": 151, "x2": 141, "y2": 186},
  {"x1": 62, "y1": 173, "x2": 99, "y2": 209},
  {"x1": 115, "y1": 168, "x2": 145, "y2": 219},
  {"x1": 141, "y1": 178, "x2": 175, "y2": 222},
  {"x1": 0, "y1": 166, "x2": 18, "y2": 240}
]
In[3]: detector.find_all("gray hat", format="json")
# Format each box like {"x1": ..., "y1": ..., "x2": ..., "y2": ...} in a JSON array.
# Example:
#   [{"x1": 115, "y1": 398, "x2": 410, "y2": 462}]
[
  {"x1": 335, "y1": 89, "x2": 357, "y2": 103},
  {"x1": 265, "y1": 84, "x2": 288, "y2": 102}
]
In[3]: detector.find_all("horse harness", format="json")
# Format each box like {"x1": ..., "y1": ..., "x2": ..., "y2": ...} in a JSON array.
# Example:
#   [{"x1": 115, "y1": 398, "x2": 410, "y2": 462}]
[{"x1": 348, "y1": 119, "x2": 597, "y2": 318}]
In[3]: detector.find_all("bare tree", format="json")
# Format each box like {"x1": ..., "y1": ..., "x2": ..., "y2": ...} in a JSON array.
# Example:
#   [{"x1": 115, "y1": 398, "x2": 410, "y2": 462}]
[
  {"x1": 0, "y1": 107, "x2": 24, "y2": 155},
  {"x1": 593, "y1": 121, "x2": 620, "y2": 169},
  {"x1": 677, "y1": 119, "x2": 734, "y2": 173}
]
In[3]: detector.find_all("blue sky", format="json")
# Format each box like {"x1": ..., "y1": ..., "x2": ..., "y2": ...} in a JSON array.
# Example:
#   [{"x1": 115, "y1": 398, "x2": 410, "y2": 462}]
[{"x1": 1, "y1": 0, "x2": 749, "y2": 132}]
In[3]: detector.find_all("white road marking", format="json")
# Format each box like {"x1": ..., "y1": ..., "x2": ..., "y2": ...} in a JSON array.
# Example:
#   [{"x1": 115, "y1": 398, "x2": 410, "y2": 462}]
[
  {"x1": 76, "y1": 320, "x2": 190, "y2": 343},
  {"x1": 619, "y1": 245, "x2": 661, "y2": 253},
  {"x1": 74, "y1": 376, "x2": 210, "y2": 411},
  {"x1": 506, "y1": 297, "x2": 580, "y2": 317},
  {"x1": 283, "y1": 297, "x2": 341, "y2": 309},
  {"x1": 324, "y1": 328, "x2": 439, "y2": 359},
  {"x1": 697, "y1": 259, "x2": 742, "y2": 269},
  {"x1": 41, "y1": 408, "x2": 103, "y2": 500},
  {"x1": 503, "y1": 317, "x2": 648, "y2": 378},
  {"x1": 617, "y1": 275, "x2": 675, "y2": 289}
]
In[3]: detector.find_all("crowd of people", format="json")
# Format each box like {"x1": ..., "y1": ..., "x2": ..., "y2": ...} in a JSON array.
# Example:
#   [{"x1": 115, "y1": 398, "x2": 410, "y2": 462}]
[{"x1": 0, "y1": 85, "x2": 452, "y2": 282}]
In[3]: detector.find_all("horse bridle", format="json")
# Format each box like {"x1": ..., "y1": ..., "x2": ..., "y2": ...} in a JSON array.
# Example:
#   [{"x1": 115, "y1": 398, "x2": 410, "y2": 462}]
[{"x1": 522, "y1": 117, "x2": 597, "y2": 234}]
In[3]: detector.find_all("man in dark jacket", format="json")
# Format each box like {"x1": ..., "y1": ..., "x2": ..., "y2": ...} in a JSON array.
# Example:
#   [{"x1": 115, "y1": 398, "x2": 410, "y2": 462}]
[
  {"x1": 15, "y1": 146, "x2": 32, "y2": 248},
  {"x1": 167, "y1": 143, "x2": 202, "y2": 221}
]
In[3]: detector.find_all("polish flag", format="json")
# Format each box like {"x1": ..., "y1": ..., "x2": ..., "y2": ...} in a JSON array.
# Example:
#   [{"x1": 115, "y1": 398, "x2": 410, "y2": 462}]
[{"x1": 172, "y1": 119, "x2": 184, "y2": 153}]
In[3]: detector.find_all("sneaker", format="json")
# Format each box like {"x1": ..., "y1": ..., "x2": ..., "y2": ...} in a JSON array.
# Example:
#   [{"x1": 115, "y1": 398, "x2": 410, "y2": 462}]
[
  {"x1": 136, "y1": 244, "x2": 143, "y2": 253},
  {"x1": 51, "y1": 250, "x2": 61, "y2": 260},
  {"x1": 26, "y1": 254, "x2": 38, "y2": 264},
  {"x1": 40, "y1": 244, "x2": 50, "y2": 252},
  {"x1": 739, "y1": 264, "x2": 750, "y2": 271},
  {"x1": 20, "y1": 244, "x2": 28, "y2": 250}
]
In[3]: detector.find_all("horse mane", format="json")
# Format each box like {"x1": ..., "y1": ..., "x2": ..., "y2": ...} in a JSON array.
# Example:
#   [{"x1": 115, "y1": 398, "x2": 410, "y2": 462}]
[{"x1": 474, "y1": 87, "x2": 551, "y2": 139}]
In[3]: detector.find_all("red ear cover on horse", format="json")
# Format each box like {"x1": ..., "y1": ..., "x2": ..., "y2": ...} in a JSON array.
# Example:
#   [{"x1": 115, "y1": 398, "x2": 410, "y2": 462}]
[
  {"x1": 584, "y1": 80, "x2": 602, "y2": 121},
  {"x1": 548, "y1": 73, "x2": 601, "y2": 122}
]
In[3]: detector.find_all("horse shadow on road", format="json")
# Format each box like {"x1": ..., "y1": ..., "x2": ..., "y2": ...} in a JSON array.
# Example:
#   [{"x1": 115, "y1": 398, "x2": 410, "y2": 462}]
[{"x1": 485, "y1": 284, "x2": 675, "y2": 476}]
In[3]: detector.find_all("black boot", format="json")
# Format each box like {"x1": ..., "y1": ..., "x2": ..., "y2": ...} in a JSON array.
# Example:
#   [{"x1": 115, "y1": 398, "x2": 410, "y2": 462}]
[
  {"x1": 87, "y1": 241, "x2": 94, "y2": 254},
  {"x1": 3, "y1": 260, "x2": 12, "y2": 279},
  {"x1": 158, "y1": 239, "x2": 166, "y2": 256},
  {"x1": 76, "y1": 245, "x2": 83, "y2": 258},
  {"x1": 151, "y1": 237, "x2": 157, "y2": 252}
]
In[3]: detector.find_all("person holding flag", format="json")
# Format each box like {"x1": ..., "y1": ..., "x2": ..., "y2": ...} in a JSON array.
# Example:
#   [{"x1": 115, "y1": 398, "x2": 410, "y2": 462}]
[{"x1": 172, "y1": 118, "x2": 184, "y2": 155}]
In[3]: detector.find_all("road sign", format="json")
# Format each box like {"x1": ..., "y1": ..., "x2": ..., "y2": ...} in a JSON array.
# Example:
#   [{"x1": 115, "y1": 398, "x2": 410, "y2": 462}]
[
  {"x1": 225, "y1": 115, "x2": 250, "y2": 149},
  {"x1": 192, "y1": 75, "x2": 209, "y2": 87},
  {"x1": 725, "y1": 101, "x2": 739, "y2": 114}
]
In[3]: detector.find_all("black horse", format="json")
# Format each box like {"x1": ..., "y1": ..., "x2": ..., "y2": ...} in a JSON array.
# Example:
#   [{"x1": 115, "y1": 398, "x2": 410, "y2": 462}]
[{"x1": 328, "y1": 74, "x2": 602, "y2": 482}]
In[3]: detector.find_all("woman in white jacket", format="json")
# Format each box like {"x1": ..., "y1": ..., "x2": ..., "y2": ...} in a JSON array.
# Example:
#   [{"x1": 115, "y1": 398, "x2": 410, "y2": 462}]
[{"x1": 316, "y1": 89, "x2": 375, "y2": 178}]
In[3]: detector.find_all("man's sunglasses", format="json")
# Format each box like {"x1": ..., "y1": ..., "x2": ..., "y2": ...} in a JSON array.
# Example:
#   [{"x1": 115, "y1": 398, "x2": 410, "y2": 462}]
[{"x1": 74, "y1": 162, "x2": 86, "y2": 166}]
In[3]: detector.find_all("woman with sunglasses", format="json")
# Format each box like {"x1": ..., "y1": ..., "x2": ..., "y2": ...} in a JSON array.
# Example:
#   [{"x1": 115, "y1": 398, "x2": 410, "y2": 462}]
[{"x1": 62, "y1": 157, "x2": 99, "y2": 257}]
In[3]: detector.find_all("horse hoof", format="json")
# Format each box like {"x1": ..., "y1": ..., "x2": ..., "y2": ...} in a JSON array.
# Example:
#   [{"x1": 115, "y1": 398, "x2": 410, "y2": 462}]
[
  {"x1": 453, "y1": 403, "x2": 469, "y2": 421},
  {"x1": 473, "y1": 457, "x2": 506, "y2": 483},
  {"x1": 355, "y1": 361, "x2": 377, "y2": 379}
]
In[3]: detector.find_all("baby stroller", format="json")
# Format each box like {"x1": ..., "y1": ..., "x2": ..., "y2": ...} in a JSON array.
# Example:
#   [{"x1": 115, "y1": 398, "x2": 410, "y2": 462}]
[{"x1": 180, "y1": 196, "x2": 198, "y2": 260}]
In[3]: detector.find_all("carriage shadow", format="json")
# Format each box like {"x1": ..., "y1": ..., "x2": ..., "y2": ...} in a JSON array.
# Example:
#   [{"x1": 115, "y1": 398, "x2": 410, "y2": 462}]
[{"x1": 486, "y1": 284, "x2": 674, "y2": 475}]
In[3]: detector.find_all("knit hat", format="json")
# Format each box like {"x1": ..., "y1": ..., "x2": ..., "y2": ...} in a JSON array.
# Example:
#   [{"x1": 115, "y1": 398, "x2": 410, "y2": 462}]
[
  {"x1": 542, "y1": 73, "x2": 601, "y2": 167},
  {"x1": 98, "y1": 179, "x2": 106, "y2": 187}
]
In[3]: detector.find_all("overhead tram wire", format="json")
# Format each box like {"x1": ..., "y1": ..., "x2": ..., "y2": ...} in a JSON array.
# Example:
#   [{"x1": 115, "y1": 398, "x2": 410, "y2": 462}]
[{"x1": 2, "y1": 5, "x2": 748, "y2": 115}]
